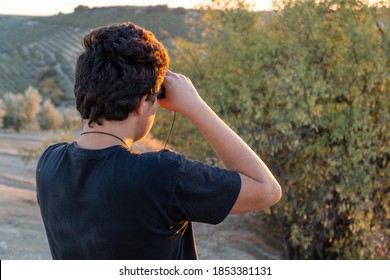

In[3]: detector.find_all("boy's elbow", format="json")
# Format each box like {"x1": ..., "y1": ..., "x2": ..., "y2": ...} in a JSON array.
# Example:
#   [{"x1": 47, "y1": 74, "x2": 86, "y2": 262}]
[
  {"x1": 247, "y1": 182, "x2": 282, "y2": 211},
  {"x1": 258, "y1": 180, "x2": 282, "y2": 209},
  {"x1": 232, "y1": 174, "x2": 282, "y2": 214},
  {"x1": 268, "y1": 181, "x2": 282, "y2": 206}
]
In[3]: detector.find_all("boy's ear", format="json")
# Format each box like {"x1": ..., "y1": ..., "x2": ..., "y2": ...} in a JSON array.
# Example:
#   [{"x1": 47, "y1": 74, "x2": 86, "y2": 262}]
[{"x1": 134, "y1": 95, "x2": 148, "y2": 115}]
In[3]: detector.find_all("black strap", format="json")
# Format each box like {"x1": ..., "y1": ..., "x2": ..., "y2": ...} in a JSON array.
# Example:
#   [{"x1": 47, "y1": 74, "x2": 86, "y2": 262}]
[{"x1": 80, "y1": 131, "x2": 130, "y2": 149}]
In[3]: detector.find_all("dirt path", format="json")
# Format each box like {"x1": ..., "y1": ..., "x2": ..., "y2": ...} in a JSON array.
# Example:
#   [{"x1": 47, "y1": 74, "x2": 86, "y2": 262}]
[{"x1": 0, "y1": 130, "x2": 283, "y2": 260}]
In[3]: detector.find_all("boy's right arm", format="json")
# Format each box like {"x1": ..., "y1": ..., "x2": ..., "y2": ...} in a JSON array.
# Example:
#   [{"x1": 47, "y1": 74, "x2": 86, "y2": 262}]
[{"x1": 158, "y1": 71, "x2": 281, "y2": 214}]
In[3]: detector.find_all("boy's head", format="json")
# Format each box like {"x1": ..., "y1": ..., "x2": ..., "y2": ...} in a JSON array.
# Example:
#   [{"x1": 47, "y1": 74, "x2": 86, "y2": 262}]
[{"x1": 74, "y1": 22, "x2": 169, "y2": 126}]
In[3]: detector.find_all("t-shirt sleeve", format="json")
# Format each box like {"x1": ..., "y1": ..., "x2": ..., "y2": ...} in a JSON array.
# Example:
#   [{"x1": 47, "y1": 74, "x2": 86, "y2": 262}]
[{"x1": 169, "y1": 155, "x2": 241, "y2": 225}]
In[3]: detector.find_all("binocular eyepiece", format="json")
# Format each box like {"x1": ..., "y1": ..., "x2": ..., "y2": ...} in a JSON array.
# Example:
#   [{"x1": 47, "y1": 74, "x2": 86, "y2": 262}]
[{"x1": 157, "y1": 86, "x2": 165, "y2": 99}]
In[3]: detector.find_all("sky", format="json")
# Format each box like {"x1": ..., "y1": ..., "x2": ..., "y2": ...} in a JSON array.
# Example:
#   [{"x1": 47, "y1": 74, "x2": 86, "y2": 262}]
[
  {"x1": 1, "y1": 0, "x2": 386, "y2": 16},
  {"x1": 0, "y1": 0, "x2": 274, "y2": 16}
]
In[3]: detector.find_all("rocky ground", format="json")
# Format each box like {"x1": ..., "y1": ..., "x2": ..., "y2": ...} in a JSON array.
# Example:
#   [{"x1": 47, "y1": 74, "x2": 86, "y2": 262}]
[{"x1": 0, "y1": 130, "x2": 283, "y2": 260}]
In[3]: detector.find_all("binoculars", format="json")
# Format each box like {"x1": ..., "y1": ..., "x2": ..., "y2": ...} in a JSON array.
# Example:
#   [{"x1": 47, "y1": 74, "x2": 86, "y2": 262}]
[{"x1": 157, "y1": 86, "x2": 165, "y2": 99}]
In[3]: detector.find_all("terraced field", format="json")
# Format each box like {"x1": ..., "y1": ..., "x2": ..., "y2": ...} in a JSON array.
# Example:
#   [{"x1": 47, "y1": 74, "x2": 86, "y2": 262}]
[{"x1": 0, "y1": 7, "x2": 192, "y2": 100}]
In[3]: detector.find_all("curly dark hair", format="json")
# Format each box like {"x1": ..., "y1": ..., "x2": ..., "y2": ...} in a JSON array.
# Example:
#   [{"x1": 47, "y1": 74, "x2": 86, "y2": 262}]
[{"x1": 74, "y1": 22, "x2": 169, "y2": 126}]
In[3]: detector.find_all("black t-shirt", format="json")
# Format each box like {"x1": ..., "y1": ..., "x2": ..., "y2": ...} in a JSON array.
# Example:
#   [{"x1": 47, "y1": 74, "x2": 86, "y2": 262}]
[{"x1": 36, "y1": 142, "x2": 241, "y2": 259}]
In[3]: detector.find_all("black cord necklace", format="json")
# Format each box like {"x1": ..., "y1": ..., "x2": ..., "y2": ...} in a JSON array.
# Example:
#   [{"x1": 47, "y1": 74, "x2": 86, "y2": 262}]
[
  {"x1": 80, "y1": 131, "x2": 130, "y2": 149},
  {"x1": 163, "y1": 111, "x2": 176, "y2": 149}
]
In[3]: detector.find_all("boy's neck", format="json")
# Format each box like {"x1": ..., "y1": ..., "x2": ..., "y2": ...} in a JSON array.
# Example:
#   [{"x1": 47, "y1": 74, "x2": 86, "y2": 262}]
[{"x1": 77, "y1": 119, "x2": 135, "y2": 150}]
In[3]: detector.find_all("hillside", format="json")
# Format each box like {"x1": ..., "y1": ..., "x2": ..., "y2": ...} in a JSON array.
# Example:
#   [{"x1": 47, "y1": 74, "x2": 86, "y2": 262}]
[{"x1": 0, "y1": 6, "x2": 193, "y2": 102}]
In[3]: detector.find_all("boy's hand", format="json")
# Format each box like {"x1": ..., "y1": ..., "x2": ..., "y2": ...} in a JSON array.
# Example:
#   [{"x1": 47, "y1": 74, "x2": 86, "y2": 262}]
[{"x1": 157, "y1": 70, "x2": 205, "y2": 116}]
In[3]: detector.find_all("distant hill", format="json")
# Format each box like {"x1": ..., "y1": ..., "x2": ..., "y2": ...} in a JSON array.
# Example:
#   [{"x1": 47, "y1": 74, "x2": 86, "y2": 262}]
[{"x1": 0, "y1": 5, "x2": 193, "y2": 103}]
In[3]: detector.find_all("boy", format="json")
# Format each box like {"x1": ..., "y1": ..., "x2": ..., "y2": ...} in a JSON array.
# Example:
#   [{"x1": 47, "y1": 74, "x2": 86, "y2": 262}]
[{"x1": 36, "y1": 22, "x2": 281, "y2": 259}]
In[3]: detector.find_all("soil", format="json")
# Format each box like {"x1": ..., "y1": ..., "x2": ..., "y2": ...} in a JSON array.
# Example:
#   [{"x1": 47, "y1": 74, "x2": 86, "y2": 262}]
[{"x1": 0, "y1": 130, "x2": 283, "y2": 260}]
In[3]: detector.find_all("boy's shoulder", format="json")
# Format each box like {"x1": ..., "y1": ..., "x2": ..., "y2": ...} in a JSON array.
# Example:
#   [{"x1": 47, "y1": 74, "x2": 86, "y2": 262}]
[
  {"x1": 141, "y1": 149, "x2": 184, "y2": 161},
  {"x1": 138, "y1": 149, "x2": 187, "y2": 170}
]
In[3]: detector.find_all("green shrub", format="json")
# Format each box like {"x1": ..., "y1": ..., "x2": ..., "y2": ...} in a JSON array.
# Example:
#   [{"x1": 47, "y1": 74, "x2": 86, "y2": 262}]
[
  {"x1": 153, "y1": 0, "x2": 390, "y2": 259},
  {"x1": 38, "y1": 99, "x2": 63, "y2": 130},
  {"x1": 2, "y1": 86, "x2": 42, "y2": 131},
  {"x1": 61, "y1": 107, "x2": 82, "y2": 130}
]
